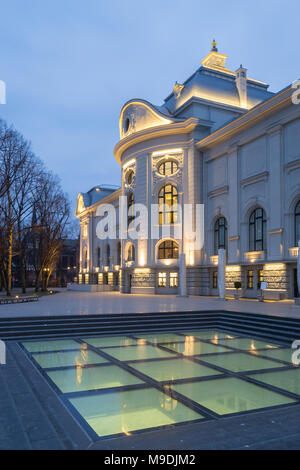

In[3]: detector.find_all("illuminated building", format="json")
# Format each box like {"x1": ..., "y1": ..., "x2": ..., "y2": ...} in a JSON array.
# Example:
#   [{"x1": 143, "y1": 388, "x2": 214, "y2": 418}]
[{"x1": 75, "y1": 42, "x2": 300, "y2": 299}]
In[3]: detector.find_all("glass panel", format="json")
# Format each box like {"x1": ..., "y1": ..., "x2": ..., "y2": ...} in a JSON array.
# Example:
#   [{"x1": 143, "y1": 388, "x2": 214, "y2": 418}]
[
  {"x1": 248, "y1": 369, "x2": 300, "y2": 396},
  {"x1": 47, "y1": 364, "x2": 144, "y2": 393},
  {"x1": 102, "y1": 345, "x2": 175, "y2": 361},
  {"x1": 32, "y1": 349, "x2": 108, "y2": 369},
  {"x1": 218, "y1": 338, "x2": 279, "y2": 351},
  {"x1": 256, "y1": 348, "x2": 297, "y2": 365},
  {"x1": 22, "y1": 339, "x2": 80, "y2": 353},
  {"x1": 202, "y1": 352, "x2": 284, "y2": 372},
  {"x1": 82, "y1": 336, "x2": 138, "y2": 348},
  {"x1": 135, "y1": 333, "x2": 184, "y2": 343},
  {"x1": 131, "y1": 358, "x2": 221, "y2": 382},
  {"x1": 172, "y1": 378, "x2": 295, "y2": 415},
  {"x1": 69, "y1": 388, "x2": 203, "y2": 437},
  {"x1": 163, "y1": 340, "x2": 229, "y2": 356}
]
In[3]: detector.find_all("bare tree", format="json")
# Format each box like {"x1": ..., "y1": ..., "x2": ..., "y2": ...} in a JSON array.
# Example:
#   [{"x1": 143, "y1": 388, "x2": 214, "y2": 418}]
[
  {"x1": 0, "y1": 122, "x2": 40, "y2": 295},
  {"x1": 32, "y1": 171, "x2": 70, "y2": 292}
]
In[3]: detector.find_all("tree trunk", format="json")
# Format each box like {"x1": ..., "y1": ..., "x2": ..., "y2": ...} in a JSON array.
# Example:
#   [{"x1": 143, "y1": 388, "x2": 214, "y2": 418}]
[
  {"x1": 21, "y1": 263, "x2": 26, "y2": 294},
  {"x1": 7, "y1": 225, "x2": 13, "y2": 296}
]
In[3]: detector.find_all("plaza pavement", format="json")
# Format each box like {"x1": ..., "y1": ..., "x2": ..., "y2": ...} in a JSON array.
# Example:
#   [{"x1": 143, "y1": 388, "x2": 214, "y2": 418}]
[{"x1": 0, "y1": 289, "x2": 299, "y2": 319}]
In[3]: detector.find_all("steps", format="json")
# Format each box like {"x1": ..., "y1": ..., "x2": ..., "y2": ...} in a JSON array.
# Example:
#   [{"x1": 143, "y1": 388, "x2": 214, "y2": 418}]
[{"x1": 0, "y1": 310, "x2": 299, "y2": 344}]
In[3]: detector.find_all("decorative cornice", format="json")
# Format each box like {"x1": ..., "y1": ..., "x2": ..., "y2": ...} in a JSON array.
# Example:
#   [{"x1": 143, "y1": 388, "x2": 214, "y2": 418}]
[
  {"x1": 196, "y1": 85, "x2": 294, "y2": 150},
  {"x1": 269, "y1": 228, "x2": 283, "y2": 235},
  {"x1": 208, "y1": 185, "x2": 229, "y2": 198},
  {"x1": 114, "y1": 117, "x2": 201, "y2": 164},
  {"x1": 240, "y1": 171, "x2": 269, "y2": 187},
  {"x1": 285, "y1": 158, "x2": 300, "y2": 173}
]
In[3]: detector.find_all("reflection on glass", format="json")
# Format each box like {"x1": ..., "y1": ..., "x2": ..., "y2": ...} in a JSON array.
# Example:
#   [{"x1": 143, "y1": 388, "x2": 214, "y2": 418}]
[
  {"x1": 183, "y1": 336, "x2": 195, "y2": 356},
  {"x1": 69, "y1": 387, "x2": 202, "y2": 437},
  {"x1": 47, "y1": 364, "x2": 143, "y2": 393},
  {"x1": 211, "y1": 334, "x2": 219, "y2": 345},
  {"x1": 172, "y1": 378, "x2": 295, "y2": 415},
  {"x1": 75, "y1": 343, "x2": 89, "y2": 385}
]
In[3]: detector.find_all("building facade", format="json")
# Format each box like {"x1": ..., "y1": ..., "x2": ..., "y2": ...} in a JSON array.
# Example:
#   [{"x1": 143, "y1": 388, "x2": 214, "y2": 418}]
[{"x1": 75, "y1": 43, "x2": 300, "y2": 299}]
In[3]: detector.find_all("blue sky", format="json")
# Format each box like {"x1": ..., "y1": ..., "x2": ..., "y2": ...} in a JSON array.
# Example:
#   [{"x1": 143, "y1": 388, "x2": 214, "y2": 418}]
[{"x1": 0, "y1": 0, "x2": 297, "y2": 214}]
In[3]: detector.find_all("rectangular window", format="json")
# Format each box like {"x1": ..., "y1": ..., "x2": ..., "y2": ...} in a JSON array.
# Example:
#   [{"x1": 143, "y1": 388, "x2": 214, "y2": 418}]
[
  {"x1": 158, "y1": 272, "x2": 167, "y2": 287},
  {"x1": 247, "y1": 270, "x2": 254, "y2": 289},
  {"x1": 98, "y1": 273, "x2": 103, "y2": 285},
  {"x1": 213, "y1": 271, "x2": 218, "y2": 289},
  {"x1": 169, "y1": 272, "x2": 178, "y2": 287},
  {"x1": 259, "y1": 270, "x2": 264, "y2": 283}
]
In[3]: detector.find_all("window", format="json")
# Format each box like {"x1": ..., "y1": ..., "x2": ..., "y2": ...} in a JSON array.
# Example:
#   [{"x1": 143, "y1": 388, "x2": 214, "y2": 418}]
[
  {"x1": 126, "y1": 170, "x2": 134, "y2": 185},
  {"x1": 249, "y1": 208, "x2": 267, "y2": 252},
  {"x1": 247, "y1": 270, "x2": 254, "y2": 289},
  {"x1": 128, "y1": 193, "x2": 135, "y2": 226},
  {"x1": 96, "y1": 247, "x2": 101, "y2": 267},
  {"x1": 158, "y1": 160, "x2": 178, "y2": 176},
  {"x1": 158, "y1": 240, "x2": 179, "y2": 259},
  {"x1": 213, "y1": 271, "x2": 218, "y2": 289},
  {"x1": 295, "y1": 201, "x2": 300, "y2": 245},
  {"x1": 214, "y1": 217, "x2": 227, "y2": 254},
  {"x1": 117, "y1": 242, "x2": 121, "y2": 265},
  {"x1": 158, "y1": 272, "x2": 167, "y2": 287},
  {"x1": 105, "y1": 245, "x2": 110, "y2": 266},
  {"x1": 127, "y1": 244, "x2": 135, "y2": 262},
  {"x1": 258, "y1": 269, "x2": 264, "y2": 283},
  {"x1": 170, "y1": 272, "x2": 178, "y2": 287},
  {"x1": 159, "y1": 185, "x2": 178, "y2": 224}
]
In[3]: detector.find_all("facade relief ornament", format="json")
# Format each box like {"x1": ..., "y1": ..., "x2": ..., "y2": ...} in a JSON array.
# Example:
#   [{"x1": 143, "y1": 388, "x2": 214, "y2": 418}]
[
  {"x1": 173, "y1": 82, "x2": 185, "y2": 99},
  {"x1": 151, "y1": 152, "x2": 184, "y2": 189}
]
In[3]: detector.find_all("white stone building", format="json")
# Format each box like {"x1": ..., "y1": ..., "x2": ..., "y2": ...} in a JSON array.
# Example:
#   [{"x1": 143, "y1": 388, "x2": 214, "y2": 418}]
[{"x1": 75, "y1": 42, "x2": 300, "y2": 299}]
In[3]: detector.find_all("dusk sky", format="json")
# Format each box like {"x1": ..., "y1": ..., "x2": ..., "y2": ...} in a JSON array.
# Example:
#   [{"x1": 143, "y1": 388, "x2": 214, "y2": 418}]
[{"x1": 0, "y1": 0, "x2": 298, "y2": 216}]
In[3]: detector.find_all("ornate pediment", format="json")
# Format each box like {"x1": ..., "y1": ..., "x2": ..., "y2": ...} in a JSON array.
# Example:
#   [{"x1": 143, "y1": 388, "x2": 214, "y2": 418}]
[{"x1": 119, "y1": 100, "x2": 173, "y2": 139}]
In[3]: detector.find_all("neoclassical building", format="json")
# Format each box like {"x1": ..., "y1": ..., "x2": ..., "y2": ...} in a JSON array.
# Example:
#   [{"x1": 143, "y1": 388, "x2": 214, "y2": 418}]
[{"x1": 75, "y1": 42, "x2": 300, "y2": 299}]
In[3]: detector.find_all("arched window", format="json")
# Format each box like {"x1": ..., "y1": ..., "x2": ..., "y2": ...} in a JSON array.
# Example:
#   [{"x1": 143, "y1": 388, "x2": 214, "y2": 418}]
[
  {"x1": 249, "y1": 208, "x2": 267, "y2": 252},
  {"x1": 158, "y1": 240, "x2": 179, "y2": 259},
  {"x1": 295, "y1": 200, "x2": 300, "y2": 245},
  {"x1": 128, "y1": 193, "x2": 135, "y2": 226},
  {"x1": 117, "y1": 242, "x2": 121, "y2": 265},
  {"x1": 158, "y1": 160, "x2": 178, "y2": 176},
  {"x1": 96, "y1": 247, "x2": 101, "y2": 267},
  {"x1": 127, "y1": 244, "x2": 135, "y2": 262},
  {"x1": 159, "y1": 185, "x2": 178, "y2": 224},
  {"x1": 214, "y1": 217, "x2": 227, "y2": 254},
  {"x1": 105, "y1": 244, "x2": 110, "y2": 266},
  {"x1": 126, "y1": 170, "x2": 134, "y2": 185}
]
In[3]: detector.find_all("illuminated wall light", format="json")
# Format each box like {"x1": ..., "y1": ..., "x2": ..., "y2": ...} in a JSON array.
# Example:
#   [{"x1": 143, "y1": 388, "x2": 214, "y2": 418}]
[
  {"x1": 189, "y1": 251, "x2": 195, "y2": 266},
  {"x1": 152, "y1": 148, "x2": 183, "y2": 157},
  {"x1": 226, "y1": 265, "x2": 241, "y2": 272},
  {"x1": 139, "y1": 251, "x2": 146, "y2": 267},
  {"x1": 264, "y1": 264, "x2": 285, "y2": 271},
  {"x1": 134, "y1": 268, "x2": 151, "y2": 274}
]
